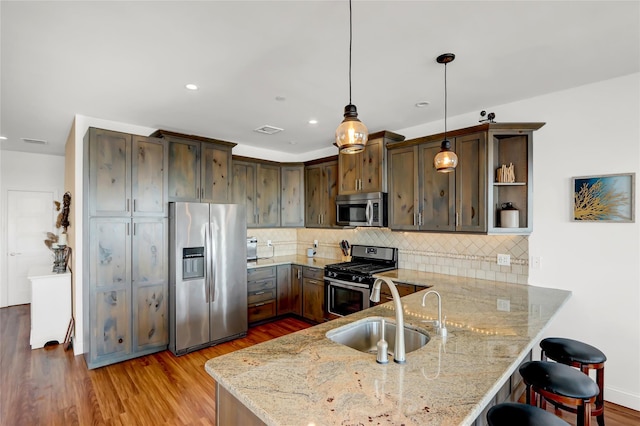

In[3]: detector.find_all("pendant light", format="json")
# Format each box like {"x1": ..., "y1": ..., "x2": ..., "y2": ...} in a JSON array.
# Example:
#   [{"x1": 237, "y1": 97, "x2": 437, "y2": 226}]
[
  {"x1": 335, "y1": 0, "x2": 368, "y2": 154},
  {"x1": 433, "y1": 53, "x2": 458, "y2": 173}
]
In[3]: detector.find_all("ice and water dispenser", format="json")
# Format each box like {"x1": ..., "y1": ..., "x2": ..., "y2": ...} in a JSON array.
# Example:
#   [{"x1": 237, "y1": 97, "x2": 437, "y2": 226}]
[{"x1": 182, "y1": 247, "x2": 205, "y2": 280}]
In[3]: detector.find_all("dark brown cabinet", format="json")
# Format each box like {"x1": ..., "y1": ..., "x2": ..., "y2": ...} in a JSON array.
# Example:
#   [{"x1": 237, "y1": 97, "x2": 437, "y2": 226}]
[
  {"x1": 280, "y1": 164, "x2": 305, "y2": 227},
  {"x1": 338, "y1": 131, "x2": 404, "y2": 195},
  {"x1": 84, "y1": 128, "x2": 169, "y2": 369},
  {"x1": 301, "y1": 266, "x2": 325, "y2": 323},
  {"x1": 277, "y1": 264, "x2": 302, "y2": 316},
  {"x1": 247, "y1": 266, "x2": 278, "y2": 324},
  {"x1": 150, "y1": 130, "x2": 235, "y2": 203},
  {"x1": 232, "y1": 159, "x2": 280, "y2": 228},
  {"x1": 388, "y1": 123, "x2": 543, "y2": 234},
  {"x1": 305, "y1": 159, "x2": 339, "y2": 228}
]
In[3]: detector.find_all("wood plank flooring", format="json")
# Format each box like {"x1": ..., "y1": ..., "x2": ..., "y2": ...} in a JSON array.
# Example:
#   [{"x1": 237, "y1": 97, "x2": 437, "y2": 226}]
[{"x1": 1, "y1": 304, "x2": 638, "y2": 425}]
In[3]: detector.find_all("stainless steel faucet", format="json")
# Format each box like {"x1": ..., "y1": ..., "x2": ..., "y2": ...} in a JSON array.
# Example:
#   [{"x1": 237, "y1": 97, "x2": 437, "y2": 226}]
[
  {"x1": 370, "y1": 277, "x2": 406, "y2": 363},
  {"x1": 421, "y1": 290, "x2": 447, "y2": 337}
]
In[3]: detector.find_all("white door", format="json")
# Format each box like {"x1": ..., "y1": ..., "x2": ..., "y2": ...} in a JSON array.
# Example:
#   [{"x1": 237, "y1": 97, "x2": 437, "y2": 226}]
[{"x1": 6, "y1": 190, "x2": 56, "y2": 306}]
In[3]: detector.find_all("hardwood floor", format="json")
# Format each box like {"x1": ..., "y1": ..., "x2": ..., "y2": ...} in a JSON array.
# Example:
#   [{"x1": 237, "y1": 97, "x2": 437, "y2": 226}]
[
  {"x1": 0, "y1": 304, "x2": 310, "y2": 425},
  {"x1": 1, "y1": 304, "x2": 638, "y2": 425}
]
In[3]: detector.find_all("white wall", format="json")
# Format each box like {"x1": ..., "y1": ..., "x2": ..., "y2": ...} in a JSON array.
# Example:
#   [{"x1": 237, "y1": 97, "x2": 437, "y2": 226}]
[
  {"x1": 0, "y1": 151, "x2": 66, "y2": 306},
  {"x1": 399, "y1": 73, "x2": 640, "y2": 409}
]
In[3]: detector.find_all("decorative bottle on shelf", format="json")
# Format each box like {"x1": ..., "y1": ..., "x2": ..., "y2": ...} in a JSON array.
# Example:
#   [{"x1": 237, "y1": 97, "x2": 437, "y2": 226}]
[{"x1": 500, "y1": 202, "x2": 519, "y2": 228}]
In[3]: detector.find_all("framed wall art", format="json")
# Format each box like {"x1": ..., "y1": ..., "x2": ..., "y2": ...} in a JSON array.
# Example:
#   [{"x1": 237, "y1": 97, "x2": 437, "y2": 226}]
[{"x1": 572, "y1": 173, "x2": 635, "y2": 222}]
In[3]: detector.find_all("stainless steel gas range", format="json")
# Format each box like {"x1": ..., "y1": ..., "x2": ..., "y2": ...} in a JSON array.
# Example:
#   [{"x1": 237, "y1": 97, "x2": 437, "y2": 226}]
[{"x1": 324, "y1": 245, "x2": 398, "y2": 317}]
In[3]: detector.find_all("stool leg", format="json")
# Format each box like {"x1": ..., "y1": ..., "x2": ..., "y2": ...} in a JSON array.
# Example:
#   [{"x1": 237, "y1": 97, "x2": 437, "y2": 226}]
[
  {"x1": 540, "y1": 350, "x2": 548, "y2": 410},
  {"x1": 575, "y1": 401, "x2": 594, "y2": 426},
  {"x1": 596, "y1": 367, "x2": 605, "y2": 426}
]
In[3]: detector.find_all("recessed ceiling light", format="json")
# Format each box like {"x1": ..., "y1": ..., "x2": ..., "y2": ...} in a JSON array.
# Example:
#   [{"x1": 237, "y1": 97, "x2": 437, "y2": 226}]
[
  {"x1": 289, "y1": 141, "x2": 298, "y2": 145},
  {"x1": 415, "y1": 101, "x2": 430, "y2": 108},
  {"x1": 275, "y1": 96, "x2": 286, "y2": 101},
  {"x1": 185, "y1": 83, "x2": 198, "y2": 90},
  {"x1": 308, "y1": 119, "x2": 318, "y2": 125},
  {"x1": 0, "y1": 136, "x2": 7, "y2": 140}
]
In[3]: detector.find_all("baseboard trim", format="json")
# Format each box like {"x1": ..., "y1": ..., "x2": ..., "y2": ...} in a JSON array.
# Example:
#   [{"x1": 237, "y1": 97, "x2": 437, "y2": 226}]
[{"x1": 606, "y1": 385, "x2": 640, "y2": 411}]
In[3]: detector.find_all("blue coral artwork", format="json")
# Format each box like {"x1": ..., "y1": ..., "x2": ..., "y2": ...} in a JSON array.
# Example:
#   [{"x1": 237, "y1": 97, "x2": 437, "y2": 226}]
[{"x1": 572, "y1": 173, "x2": 635, "y2": 222}]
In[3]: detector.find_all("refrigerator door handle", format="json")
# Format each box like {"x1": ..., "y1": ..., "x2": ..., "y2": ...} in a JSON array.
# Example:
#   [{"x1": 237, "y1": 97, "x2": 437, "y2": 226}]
[
  {"x1": 209, "y1": 222, "x2": 216, "y2": 303},
  {"x1": 205, "y1": 222, "x2": 212, "y2": 303}
]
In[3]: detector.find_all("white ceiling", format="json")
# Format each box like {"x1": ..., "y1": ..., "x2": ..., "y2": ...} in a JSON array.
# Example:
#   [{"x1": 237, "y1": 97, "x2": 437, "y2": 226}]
[{"x1": 1, "y1": 1, "x2": 638, "y2": 157}]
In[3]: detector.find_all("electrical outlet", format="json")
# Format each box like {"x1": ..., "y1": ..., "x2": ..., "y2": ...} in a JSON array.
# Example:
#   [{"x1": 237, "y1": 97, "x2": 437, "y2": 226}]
[
  {"x1": 267, "y1": 240, "x2": 272, "y2": 247},
  {"x1": 497, "y1": 298, "x2": 511, "y2": 312},
  {"x1": 313, "y1": 240, "x2": 318, "y2": 248},
  {"x1": 497, "y1": 254, "x2": 511, "y2": 266}
]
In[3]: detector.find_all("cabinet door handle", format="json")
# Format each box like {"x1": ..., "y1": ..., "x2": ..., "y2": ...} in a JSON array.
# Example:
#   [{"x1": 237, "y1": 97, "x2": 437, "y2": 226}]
[
  {"x1": 127, "y1": 223, "x2": 130, "y2": 236},
  {"x1": 471, "y1": 206, "x2": 475, "y2": 219},
  {"x1": 9, "y1": 252, "x2": 22, "y2": 256},
  {"x1": 126, "y1": 199, "x2": 130, "y2": 212},
  {"x1": 254, "y1": 291, "x2": 265, "y2": 295},
  {"x1": 297, "y1": 270, "x2": 302, "y2": 279},
  {"x1": 133, "y1": 223, "x2": 136, "y2": 236},
  {"x1": 196, "y1": 187, "x2": 200, "y2": 199},
  {"x1": 254, "y1": 302, "x2": 265, "y2": 307},
  {"x1": 455, "y1": 212, "x2": 459, "y2": 227},
  {"x1": 133, "y1": 199, "x2": 136, "y2": 212}
]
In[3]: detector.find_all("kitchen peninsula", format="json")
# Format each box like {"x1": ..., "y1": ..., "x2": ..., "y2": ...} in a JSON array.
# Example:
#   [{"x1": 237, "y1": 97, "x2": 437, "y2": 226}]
[{"x1": 205, "y1": 273, "x2": 571, "y2": 425}]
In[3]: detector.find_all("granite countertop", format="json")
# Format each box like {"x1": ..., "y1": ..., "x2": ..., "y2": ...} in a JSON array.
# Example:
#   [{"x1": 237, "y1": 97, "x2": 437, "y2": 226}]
[
  {"x1": 205, "y1": 274, "x2": 571, "y2": 425},
  {"x1": 247, "y1": 254, "x2": 336, "y2": 269}
]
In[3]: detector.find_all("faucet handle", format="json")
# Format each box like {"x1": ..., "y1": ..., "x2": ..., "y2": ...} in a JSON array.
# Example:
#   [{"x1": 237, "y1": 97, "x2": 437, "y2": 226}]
[{"x1": 439, "y1": 316, "x2": 448, "y2": 337}]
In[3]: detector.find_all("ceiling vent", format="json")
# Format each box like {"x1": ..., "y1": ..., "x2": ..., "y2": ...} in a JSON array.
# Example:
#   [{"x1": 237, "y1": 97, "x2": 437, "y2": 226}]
[
  {"x1": 254, "y1": 125, "x2": 283, "y2": 135},
  {"x1": 21, "y1": 137, "x2": 48, "y2": 145}
]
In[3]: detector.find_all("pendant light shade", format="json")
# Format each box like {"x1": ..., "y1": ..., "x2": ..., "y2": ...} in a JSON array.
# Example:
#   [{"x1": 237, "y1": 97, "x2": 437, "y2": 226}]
[
  {"x1": 335, "y1": 0, "x2": 368, "y2": 154},
  {"x1": 433, "y1": 139, "x2": 458, "y2": 172},
  {"x1": 336, "y1": 104, "x2": 368, "y2": 154},
  {"x1": 434, "y1": 53, "x2": 458, "y2": 173}
]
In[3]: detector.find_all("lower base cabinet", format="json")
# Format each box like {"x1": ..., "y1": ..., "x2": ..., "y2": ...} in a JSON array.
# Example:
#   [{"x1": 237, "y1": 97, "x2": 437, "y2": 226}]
[
  {"x1": 277, "y1": 264, "x2": 302, "y2": 316},
  {"x1": 301, "y1": 266, "x2": 325, "y2": 323},
  {"x1": 247, "y1": 266, "x2": 277, "y2": 324},
  {"x1": 249, "y1": 264, "x2": 323, "y2": 325}
]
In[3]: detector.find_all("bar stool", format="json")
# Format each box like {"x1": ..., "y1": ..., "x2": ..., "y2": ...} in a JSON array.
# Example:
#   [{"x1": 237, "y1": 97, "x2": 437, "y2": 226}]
[
  {"x1": 541, "y1": 337, "x2": 606, "y2": 426},
  {"x1": 519, "y1": 361, "x2": 599, "y2": 426},
  {"x1": 487, "y1": 402, "x2": 570, "y2": 426}
]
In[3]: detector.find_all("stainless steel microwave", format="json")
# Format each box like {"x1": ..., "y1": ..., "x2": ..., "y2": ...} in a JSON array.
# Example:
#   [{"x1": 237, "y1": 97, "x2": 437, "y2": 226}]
[{"x1": 335, "y1": 192, "x2": 388, "y2": 227}]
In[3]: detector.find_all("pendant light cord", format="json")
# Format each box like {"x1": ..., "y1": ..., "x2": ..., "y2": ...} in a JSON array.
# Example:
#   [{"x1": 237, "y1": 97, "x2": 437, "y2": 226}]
[
  {"x1": 349, "y1": 0, "x2": 353, "y2": 104},
  {"x1": 444, "y1": 62, "x2": 448, "y2": 140}
]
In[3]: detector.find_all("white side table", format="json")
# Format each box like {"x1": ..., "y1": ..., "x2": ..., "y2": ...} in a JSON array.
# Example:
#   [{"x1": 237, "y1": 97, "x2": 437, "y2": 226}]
[{"x1": 27, "y1": 266, "x2": 71, "y2": 349}]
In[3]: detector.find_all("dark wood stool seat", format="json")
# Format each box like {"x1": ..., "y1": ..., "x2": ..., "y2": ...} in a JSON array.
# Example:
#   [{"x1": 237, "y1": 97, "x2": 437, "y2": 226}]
[
  {"x1": 487, "y1": 402, "x2": 570, "y2": 426},
  {"x1": 519, "y1": 361, "x2": 599, "y2": 426},
  {"x1": 541, "y1": 337, "x2": 606, "y2": 426}
]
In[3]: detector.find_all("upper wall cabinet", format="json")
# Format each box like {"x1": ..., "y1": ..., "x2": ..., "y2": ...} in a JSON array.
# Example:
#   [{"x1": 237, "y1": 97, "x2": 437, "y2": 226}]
[
  {"x1": 338, "y1": 131, "x2": 405, "y2": 195},
  {"x1": 150, "y1": 130, "x2": 235, "y2": 203},
  {"x1": 232, "y1": 158, "x2": 281, "y2": 228},
  {"x1": 387, "y1": 123, "x2": 544, "y2": 234},
  {"x1": 86, "y1": 128, "x2": 168, "y2": 217},
  {"x1": 280, "y1": 164, "x2": 305, "y2": 227},
  {"x1": 305, "y1": 158, "x2": 339, "y2": 228}
]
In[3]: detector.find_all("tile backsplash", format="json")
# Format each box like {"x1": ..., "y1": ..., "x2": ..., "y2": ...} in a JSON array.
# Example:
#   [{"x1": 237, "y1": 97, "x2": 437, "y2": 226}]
[{"x1": 250, "y1": 228, "x2": 529, "y2": 284}]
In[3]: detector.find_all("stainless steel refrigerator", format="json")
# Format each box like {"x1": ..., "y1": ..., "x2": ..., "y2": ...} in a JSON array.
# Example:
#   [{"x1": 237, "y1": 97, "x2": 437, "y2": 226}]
[{"x1": 169, "y1": 202, "x2": 248, "y2": 355}]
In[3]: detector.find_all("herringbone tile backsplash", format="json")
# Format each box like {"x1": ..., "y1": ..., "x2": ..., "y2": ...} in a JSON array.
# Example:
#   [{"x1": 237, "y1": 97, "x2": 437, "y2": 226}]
[{"x1": 250, "y1": 228, "x2": 529, "y2": 284}]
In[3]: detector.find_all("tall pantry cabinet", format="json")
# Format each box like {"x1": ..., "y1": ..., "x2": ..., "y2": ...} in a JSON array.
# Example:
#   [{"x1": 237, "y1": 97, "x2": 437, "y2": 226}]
[{"x1": 83, "y1": 128, "x2": 169, "y2": 369}]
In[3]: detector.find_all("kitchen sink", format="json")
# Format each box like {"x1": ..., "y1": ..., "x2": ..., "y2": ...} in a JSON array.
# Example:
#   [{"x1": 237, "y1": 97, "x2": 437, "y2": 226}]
[{"x1": 326, "y1": 316, "x2": 430, "y2": 356}]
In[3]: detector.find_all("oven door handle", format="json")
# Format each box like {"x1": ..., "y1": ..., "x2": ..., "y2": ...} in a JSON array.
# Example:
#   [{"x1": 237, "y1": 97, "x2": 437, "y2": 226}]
[{"x1": 327, "y1": 279, "x2": 370, "y2": 291}]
